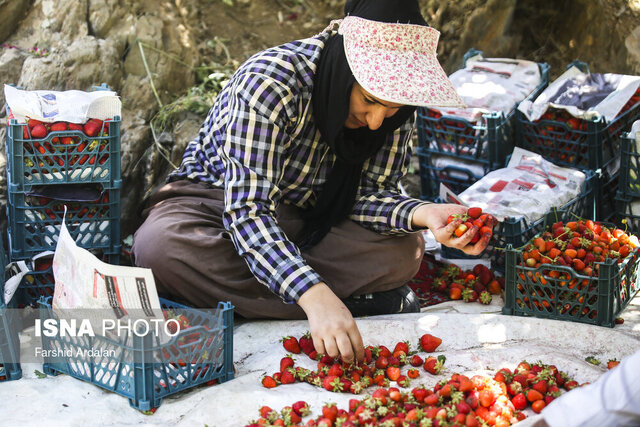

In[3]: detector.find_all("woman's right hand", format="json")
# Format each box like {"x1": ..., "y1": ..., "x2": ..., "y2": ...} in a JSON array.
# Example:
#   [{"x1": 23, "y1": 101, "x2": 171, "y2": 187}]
[{"x1": 297, "y1": 282, "x2": 364, "y2": 364}]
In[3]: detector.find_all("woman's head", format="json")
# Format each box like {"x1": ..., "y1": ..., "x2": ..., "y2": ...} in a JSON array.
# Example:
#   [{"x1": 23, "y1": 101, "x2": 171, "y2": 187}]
[{"x1": 345, "y1": 81, "x2": 404, "y2": 130}]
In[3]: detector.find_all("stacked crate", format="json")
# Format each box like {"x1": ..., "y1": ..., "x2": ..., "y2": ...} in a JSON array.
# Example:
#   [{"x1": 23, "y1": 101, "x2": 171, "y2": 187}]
[
  {"x1": 516, "y1": 62, "x2": 640, "y2": 222},
  {"x1": 4, "y1": 84, "x2": 122, "y2": 306},
  {"x1": 416, "y1": 49, "x2": 550, "y2": 200},
  {"x1": 0, "y1": 235, "x2": 22, "y2": 381},
  {"x1": 615, "y1": 128, "x2": 640, "y2": 232}
]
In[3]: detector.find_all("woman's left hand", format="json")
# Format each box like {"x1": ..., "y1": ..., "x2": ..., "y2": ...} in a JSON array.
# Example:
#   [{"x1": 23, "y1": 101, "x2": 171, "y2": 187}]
[{"x1": 412, "y1": 203, "x2": 495, "y2": 256}]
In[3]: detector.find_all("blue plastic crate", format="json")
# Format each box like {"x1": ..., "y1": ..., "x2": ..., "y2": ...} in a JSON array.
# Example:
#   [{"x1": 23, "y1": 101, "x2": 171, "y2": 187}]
[
  {"x1": 5, "y1": 116, "x2": 122, "y2": 191},
  {"x1": 11, "y1": 248, "x2": 120, "y2": 308},
  {"x1": 441, "y1": 170, "x2": 596, "y2": 272},
  {"x1": 416, "y1": 49, "x2": 550, "y2": 201},
  {"x1": 7, "y1": 184, "x2": 121, "y2": 261},
  {"x1": 502, "y1": 213, "x2": 640, "y2": 327},
  {"x1": 0, "y1": 235, "x2": 22, "y2": 381},
  {"x1": 39, "y1": 298, "x2": 234, "y2": 411}
]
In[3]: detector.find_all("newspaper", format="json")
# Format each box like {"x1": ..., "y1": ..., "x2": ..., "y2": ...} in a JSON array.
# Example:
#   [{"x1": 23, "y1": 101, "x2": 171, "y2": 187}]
[
  {"x1": 4, "y1": 84, "x2": 121, "y2": 123},
  {"x1": 51, "y1": 215, "x2": 168, "y2": 343}
]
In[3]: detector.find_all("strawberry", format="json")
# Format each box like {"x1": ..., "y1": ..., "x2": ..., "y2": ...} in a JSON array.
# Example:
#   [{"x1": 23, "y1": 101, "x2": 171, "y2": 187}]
[
  {"x1": 31, "y1": 124, "x2": 48, "y2": 138},
  {"x1": 291, "y1": 401, "x2": 310, "y2": 417},
  {"x1": 526, "y1": 389, "x2": 544, "y2": 402},
  {"x1": 280, "y1": 368, "x2": 296, "y2": 384},
  {"x1": 386, "y1": 366, "x2": 401, "y2": 381},
  {"x1": 261, "y1": 375, "x2": 278, "y2": 388},
  {"x1": 532, "y1": 399, "x2": 546, "y2": 413},
  {"x1": 393, "y1": 341, "x2": 410, "y2": 355},
  {"x1": 467, "y1": 207, "x2": 483, "y2": 219},
  {"x1": 68, "y1": 122, "x2": 84, "y2": 131},
  {"x1": 532, "y1": 379, "x2": 548, "y2": 395},
  {"x1": 423, "y1": 355, "x2": 445, "y2": 375},
  {"x1": 511, "y1": 392, "x2": 527, "y2": 410},
  {"x1": 281, "y1": 336, "x2": 301, "y2": 354},
  {"x1": 607, "y1": 359, "x2": 620, "y2": 369},
  {"x1": 327, "y1": 363, "x2": 343, "y2": 377},
  {"x1": 259, "y1": 405, "x2": 275, "y2": 419},
  {"x1": 298, "y1": 332, "x2": 315, "y2": 355},
  {"x1": 409, "y1": 354, "x2": 424, "y2": 367},
  {"x1": 419, "y1": 333, "x2": 442, "y2": 352},
  {"x1": 50, "y1": 122, "x2": 68, "y2": 132},
  {"x1": 322, "y1": 375, "x2": 343, "y2": 392},
  {"x1": 321, "y1": 403, "x2": 338, "y2": 422},
  {"x1": 280, "y1": 355, "x2": 295, "y2": 373},
  {"x1": 83, "y1": 120, "x2": 100, "y2": 137}
]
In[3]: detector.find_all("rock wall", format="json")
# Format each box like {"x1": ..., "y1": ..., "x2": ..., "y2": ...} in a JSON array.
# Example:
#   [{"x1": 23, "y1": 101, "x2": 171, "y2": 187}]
[{"x1": 1, "y1": 0, "x2": 640, "y2": 244}]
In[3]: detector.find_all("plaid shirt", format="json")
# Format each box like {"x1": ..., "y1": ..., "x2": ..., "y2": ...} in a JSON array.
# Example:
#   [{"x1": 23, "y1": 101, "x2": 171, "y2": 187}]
[{"x1": 170, "y1": 30, "x2": 425, "y2": 304}]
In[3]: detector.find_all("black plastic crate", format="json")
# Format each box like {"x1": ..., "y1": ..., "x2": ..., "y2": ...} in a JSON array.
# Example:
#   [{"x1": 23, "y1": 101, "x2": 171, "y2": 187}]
[
  {"x1": 441, "y1": 170, "x2": 596, "y2": 272},
  {"x1": 39, "y1": 298, "x2": 234, "y2": 411},
  {"x1": 502, "y1": 213, "x2": 640, "y2": 327},
  {"x1": 615, "y1": 193, "x2": 640, "y2": 235},
  {"x1": 618, "y1": 129, "x2": 640, "y2": 199},
  {"x1": 416, "y1": 49, "x2": 550, "y2": 201},
  {"x1": 7, "y1": 184, "x2": 121, "y2": 261},
  {"x1": 416, "y1": 151, "x2": 484, "y2": 200}
]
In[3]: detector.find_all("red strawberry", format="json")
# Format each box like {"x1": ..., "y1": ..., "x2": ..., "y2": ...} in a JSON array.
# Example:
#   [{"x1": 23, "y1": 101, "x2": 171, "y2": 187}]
[
  {"x1": 83, "y1": 121, "x2": 100, "y2": 137},
  {"x1": 68, "y1": 123, "x2": 84, "y2": 131},
  {"x1": 291, "y1": 401, "x2": 310, "y2": 417},
  {"x1": 50, "y1": 122, "x2": 68, "y2": 132},
  {"x1": 261, "y1": 375, "x2": 277, "y2": 388},
  {"x1": 532, "y1": 379, "x2": 548, "y2": 395},
  {"x1": 409, "y1": 354, "x2": 424, "y2": 367},
  {"x1": 280, "y1": 355, "x2": 295, "y2": 373},
  {"x1": 423, "y1": 355, "x2": 444, "y2": 375},
  {"x1": 419, "y1": 333, "x2": 442, "y2": 352},
  {"x1": 298, "y1": 332, "x2": 315, "y2": 355},
  {"x1": 322, "y1": 403, "x2": 338, "y2": 422},
  {"x1": 467, "y1": 207, "x2": 483, "y2": 219},
  {"x1": 31, "y1": 124, "x2": 48, "y2": 138},
  {"x1": 322, "y1": 375, "x2": 343, "y2": 392},
  {"x1": 511, "y1": 392, "x2": 527, "y2": 410},
  {"x1": 393, "y1": 341, "x2": 410, "y2": 355},
  {"x1": 281, "y1": 336, "x2": 301, "y2": 354},
  {"x1": 280, "y1": 368, "x2": 296, "y2": 384},
  {"x1": 259, "y1": 405, "x2": 275, "y2": 419},
  {"x1": 327, "y1": 363, "x2": 344, "y2": 377},
  {"x1": 607, "y1": 359, "x2": 620, "y2": 369},
  {"x1": 386, "y1": 366, "x2": 401, "y2": 381}
]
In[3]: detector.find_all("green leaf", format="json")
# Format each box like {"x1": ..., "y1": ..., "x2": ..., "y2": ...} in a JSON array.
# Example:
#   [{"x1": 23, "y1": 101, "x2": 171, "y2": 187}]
[{"x1": 34, "y1": 369, "x2": 48, "y2": 379}]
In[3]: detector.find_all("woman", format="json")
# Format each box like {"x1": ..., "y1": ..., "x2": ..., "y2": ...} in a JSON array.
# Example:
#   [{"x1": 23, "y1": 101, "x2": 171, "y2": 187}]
[{"x1": 132, "y1": 0, "x2": 492, "y2": 363}]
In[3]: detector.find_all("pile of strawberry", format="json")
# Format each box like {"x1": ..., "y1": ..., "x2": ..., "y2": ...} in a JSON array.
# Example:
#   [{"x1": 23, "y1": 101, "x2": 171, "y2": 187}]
[
  {"x1": 515, "y1": 219, "x2": 639, "y2": 318},
  {"x1": 262, "y1": 333, "x2": 446, "y2": 394},
  {"x1": 252, "y1": 333, "x2": 584, "y2": 426},
  {"x1": 521, "y1": 219, "x2": 639, "y2": 273},
  {"x1": 447, "y1": 206, "x2": 496, "y2": 244},
  {"x1": 9, "y1": 115, "x2": 112, "y2": 170},
  {"x1": 410, "y1": 261, "x2": 504, "y2": 306},
  {"x1": 422, "y1": 108, "x2": 478, "y2": 157}
]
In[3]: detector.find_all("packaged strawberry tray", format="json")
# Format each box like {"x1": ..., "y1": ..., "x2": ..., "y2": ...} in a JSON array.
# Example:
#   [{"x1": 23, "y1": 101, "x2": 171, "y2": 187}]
[
  {"x1": 7, "y1": 184, "x2": 121, "y2": 261},
  {"x1": 38, "y1": 298, "x2": 234, "y2": 411},
  {"x1": 5, "y1": 116, "x2": 121, "y2": 190},
  {"x1": 502, "y1": 211, "x2": 640, "y2": 327},
  {"x1": 0, "y1": 238, "x2": 22, "y2": 382}
]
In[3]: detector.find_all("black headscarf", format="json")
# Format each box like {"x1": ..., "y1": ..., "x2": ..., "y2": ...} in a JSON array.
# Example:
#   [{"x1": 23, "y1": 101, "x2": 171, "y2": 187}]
[{"x1": 298, "y1": 0, "x2": 428, "y2": 249}]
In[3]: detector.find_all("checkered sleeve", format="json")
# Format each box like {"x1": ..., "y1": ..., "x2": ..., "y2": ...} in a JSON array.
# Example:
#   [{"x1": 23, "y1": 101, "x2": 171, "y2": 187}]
[
  {"x1": 219, "y1": 71, "x2": 323, "y2": 304},
  {"x1": 351, "y1": 114, "x2": 428, "y2": 234}
]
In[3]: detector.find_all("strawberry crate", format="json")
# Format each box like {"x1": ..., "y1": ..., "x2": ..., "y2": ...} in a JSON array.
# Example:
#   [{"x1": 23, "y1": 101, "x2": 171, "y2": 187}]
[
  {"x1": 0, "y1": 236, "x2": 22, "y2": 382},
  {"x1": 39, "y1": 298, "x2": 234, "y2": 411},
  {"x1": 416, "y1": 49, "x2": 550, "y2": 201},
  {"x1": 618, "y1": 129, "x2": 640, "y2": 199},
  {"x1": 502, "y1": 212, "x2": 640, "y2": 327},
  {"x1": 441, "y1": 170, "x2": 596, "y2": 273},
  {"x1": 5, "y1": 116, "x2": 121, "y2": 191},
  {"x1": 10, "y1": 248, "x2": 121, "y2": 309},
  {"x1": 7, "y1": 184, "x2": 121, "y2": 262}
]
